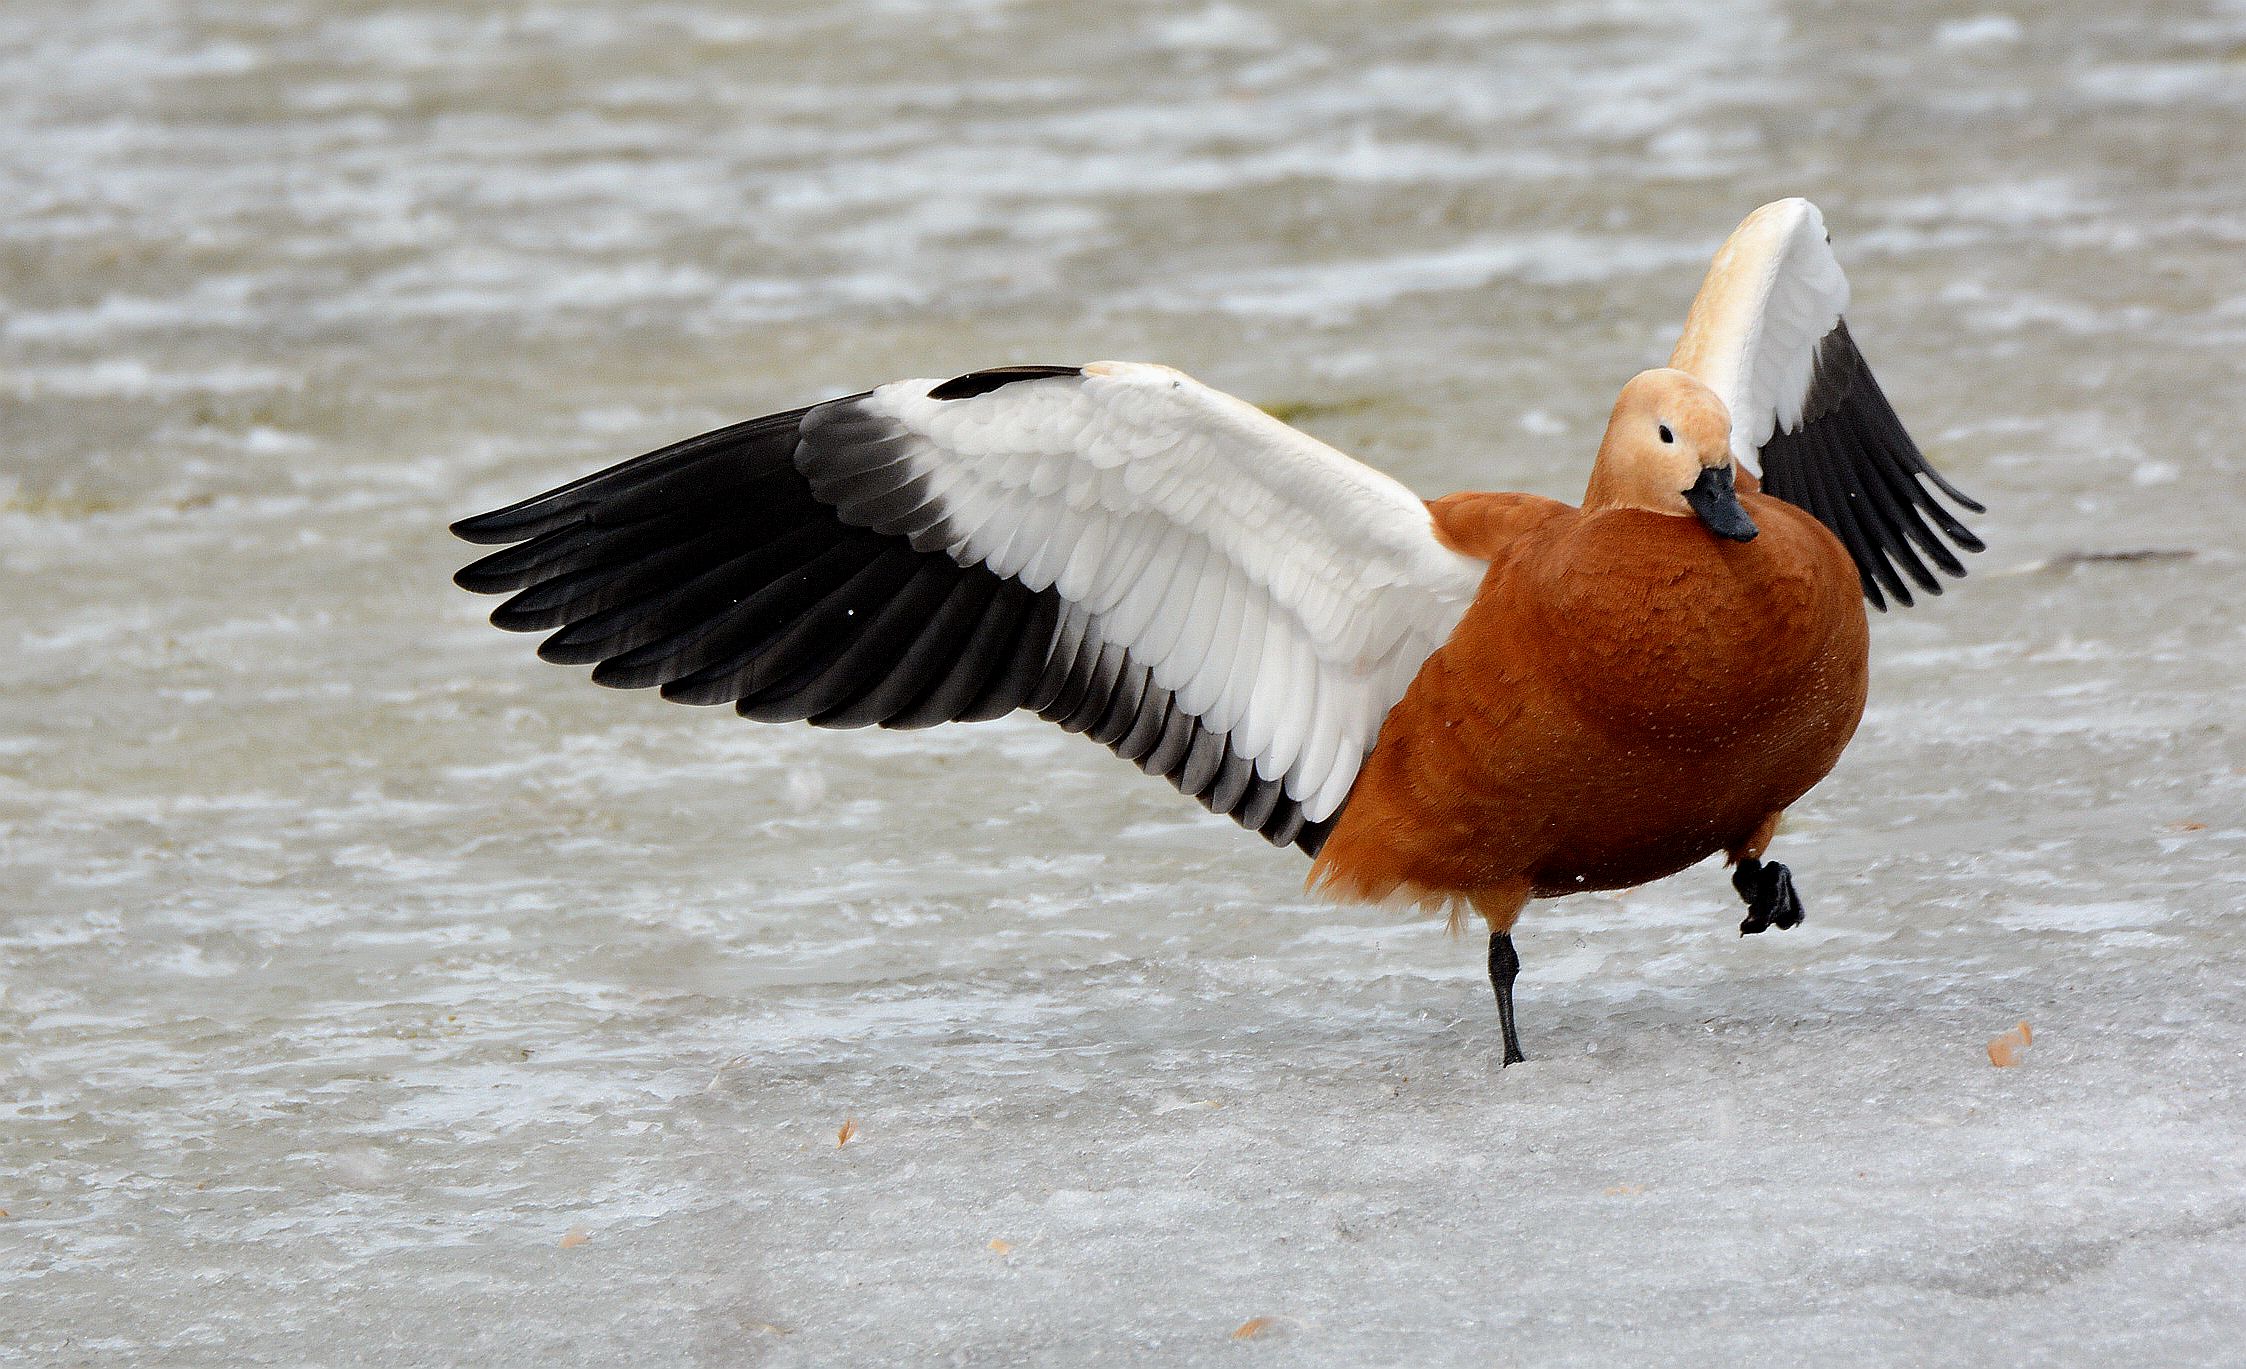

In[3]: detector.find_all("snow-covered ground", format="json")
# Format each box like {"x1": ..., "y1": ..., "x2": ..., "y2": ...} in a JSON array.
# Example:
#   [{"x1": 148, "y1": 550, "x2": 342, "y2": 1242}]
[{"x1": 4, "y1": 1, "x2": 2242, "y2": 1362}]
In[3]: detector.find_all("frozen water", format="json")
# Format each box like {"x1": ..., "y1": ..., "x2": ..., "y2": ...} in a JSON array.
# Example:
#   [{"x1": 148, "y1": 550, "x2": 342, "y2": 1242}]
[{"x1": 4, "y1": 0, "x2": 2245, "y2": 1363}]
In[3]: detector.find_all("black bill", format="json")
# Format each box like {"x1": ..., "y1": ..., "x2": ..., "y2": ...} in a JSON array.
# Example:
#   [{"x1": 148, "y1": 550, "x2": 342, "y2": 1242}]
[{"x1": 1685, "y1": 464, "x2": 1758, "y2": 542}]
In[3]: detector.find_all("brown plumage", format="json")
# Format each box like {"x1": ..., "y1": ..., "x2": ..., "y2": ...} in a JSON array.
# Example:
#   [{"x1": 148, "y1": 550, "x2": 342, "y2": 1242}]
[
  {"x1": 1311, "y1": 370, "x2": 1869, "y2": 932},
  {"x1": 450, "y1": 199, "x2": 1983, "y2": 1063}
]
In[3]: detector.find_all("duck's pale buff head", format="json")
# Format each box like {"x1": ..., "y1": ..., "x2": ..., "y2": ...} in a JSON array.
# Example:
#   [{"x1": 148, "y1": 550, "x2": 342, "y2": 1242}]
[{"x1": 1585, "y1": 368, "x2": 1757, "y2": 541}]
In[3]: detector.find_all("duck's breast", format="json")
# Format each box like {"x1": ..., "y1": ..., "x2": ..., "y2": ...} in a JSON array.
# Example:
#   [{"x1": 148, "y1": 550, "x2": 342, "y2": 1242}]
[
  {"x1": 1313, "y1": 500, "x2": 1867, "y2": 906},
  {"x1": 1506, "y1": 502, "x2": 1869, "y2": 888},
  {"x1": 1532, "y1": 503, "x2": 1865, "y2": 737}
]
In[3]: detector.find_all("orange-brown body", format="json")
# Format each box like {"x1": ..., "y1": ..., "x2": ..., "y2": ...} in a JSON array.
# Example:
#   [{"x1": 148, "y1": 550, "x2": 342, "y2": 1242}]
[{"x1": 1311, "y1": 482, "x2": 1869, "y2": 932}]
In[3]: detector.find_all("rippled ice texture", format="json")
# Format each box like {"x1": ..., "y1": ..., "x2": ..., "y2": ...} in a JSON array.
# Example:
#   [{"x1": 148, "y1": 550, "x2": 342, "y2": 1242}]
[{"x1": 5, "y1": 0, "x2": 2245, "y2": 1363}]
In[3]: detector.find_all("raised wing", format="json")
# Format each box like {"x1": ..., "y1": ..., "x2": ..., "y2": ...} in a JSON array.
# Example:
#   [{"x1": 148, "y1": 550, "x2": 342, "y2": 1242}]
[
  {"x1": 452, "y1": 362, "x2": 1486, "y2": 851},
  {"x1": 1670, "y1": 198, "x2": 1985, "y2": 610}
]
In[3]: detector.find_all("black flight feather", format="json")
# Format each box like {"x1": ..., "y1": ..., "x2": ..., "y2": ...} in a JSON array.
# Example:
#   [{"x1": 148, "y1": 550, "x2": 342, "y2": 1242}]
[
  {"x1": 452, "y1": 386, "x2": 1336, "y2": 853},
  {"x1": 1754, "y1": 321, "x2": 1984, "y2": 612}
]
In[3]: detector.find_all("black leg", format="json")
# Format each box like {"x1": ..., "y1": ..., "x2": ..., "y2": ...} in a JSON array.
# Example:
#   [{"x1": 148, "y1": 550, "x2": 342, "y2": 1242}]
[
  {"x1": 1488, "y1": 932, "x2": 1527, "y2": 1066},
  {"x1": 1734, "y1": 858, "x2": 1805, "y2": 936}
]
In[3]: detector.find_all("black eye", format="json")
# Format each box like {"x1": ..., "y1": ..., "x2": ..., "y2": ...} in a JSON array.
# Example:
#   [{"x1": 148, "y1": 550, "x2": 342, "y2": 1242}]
[{"x1": 1658, "y1": 424, "x2": 1674, "y2": 445}]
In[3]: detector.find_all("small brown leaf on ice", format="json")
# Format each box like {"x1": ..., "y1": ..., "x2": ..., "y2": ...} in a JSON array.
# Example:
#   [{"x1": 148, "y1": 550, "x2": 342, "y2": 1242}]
[
  {"x1": 837, "y1": 1118, "x2": 858, "y2": 1147},
  {"x1": 1987, "y1": 1021, "x2": 2033, "y2": 1067},
  {"x1": 987, "y1": 1238, "x2": 1013, "y2": 1255},
  {"x1": 1603, "y1": 1184, "x2": 1644, "y2": 1197},
  {"x1": 1232, "y1": 1317, "x2": 1276, "y2": 1341},
  {"x1": 2172, "y1": 821, "x2": 2207, "y2": 832},
  {"x1": 559, "y1": 1227, "x2": 590, "y2": 1248}
]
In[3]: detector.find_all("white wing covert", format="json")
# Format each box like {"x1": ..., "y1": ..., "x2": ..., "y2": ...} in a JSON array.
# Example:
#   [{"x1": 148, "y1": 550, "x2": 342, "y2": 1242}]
[
  {"x1": 1670, "y1": 198, "x2": 1985, "y2": 609},
  {"x1": 454, "y1": 362, "x2": 1486, "y2": 850}
]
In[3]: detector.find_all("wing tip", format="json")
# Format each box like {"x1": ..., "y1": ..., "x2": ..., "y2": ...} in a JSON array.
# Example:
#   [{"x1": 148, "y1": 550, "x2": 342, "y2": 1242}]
[
  {"x1": 450, "y1": 506, "x2": 535, "y2": 546},
  {"x1": 1750, "y1": 194, "x2": 1821, "y2": 225},
  {"x1": 1727, "y1": 197, "x2": 1832, "y2": 264}
]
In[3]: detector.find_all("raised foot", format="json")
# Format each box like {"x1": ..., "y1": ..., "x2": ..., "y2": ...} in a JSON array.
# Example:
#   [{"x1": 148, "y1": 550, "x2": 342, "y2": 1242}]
[
  {"x1": 1733, "y1": 857, "x2": 1804, "y2": 936},
  {"x1": 1488, "y1": 932, "x2": 1528, "y2": 1066}
]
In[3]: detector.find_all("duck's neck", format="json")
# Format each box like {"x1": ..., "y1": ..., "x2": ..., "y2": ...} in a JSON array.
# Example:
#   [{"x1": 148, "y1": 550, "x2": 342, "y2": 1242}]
[{"x1": 1579, "y1": 433, "x2": 1679, "y2": 517}]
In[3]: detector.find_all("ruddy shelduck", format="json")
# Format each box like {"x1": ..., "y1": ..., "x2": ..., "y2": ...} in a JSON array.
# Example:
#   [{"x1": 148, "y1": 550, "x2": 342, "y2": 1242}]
[{"x1": 453, "y1": 199, "x2": 1983, "y2": 1062}]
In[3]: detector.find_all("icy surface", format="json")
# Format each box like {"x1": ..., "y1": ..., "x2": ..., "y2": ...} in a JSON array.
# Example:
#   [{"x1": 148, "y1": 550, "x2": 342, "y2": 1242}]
[{"x1": 4, "y1": 0, "x2": 2245, "y2": 1363}]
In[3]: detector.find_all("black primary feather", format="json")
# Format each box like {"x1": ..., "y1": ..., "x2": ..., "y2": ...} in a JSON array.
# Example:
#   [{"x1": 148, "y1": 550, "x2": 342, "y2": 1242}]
[
  {"x1": 1754, "y1": 321, "x2": 1985, "y2": 611},
  {"x1": 451, "y1": 384, "x2": 1335, "y2": 854}
]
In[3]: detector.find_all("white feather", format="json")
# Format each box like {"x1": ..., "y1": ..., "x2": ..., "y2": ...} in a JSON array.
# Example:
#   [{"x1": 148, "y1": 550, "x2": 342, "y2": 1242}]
[
  {"x1": 1135, "y1": 535, "x2": 1213, "y2": 681},
  {"x1": 1212, "y1": 588, "x2": 1267, "y2": 743},
  {"x1": 1082, "y1": 512, "x2": 1169, "y2": 619},
  {"x1": 1009, "y1": 497, "x2": 1073, "y2": 591},
  {"x1": 1051, "y1": 517, "x2": 1110, "y2": 603},
  {"x1": 1241, "y1": 596, "x2": 1305, "y2": 779},
  {"x1": 1099, "y1": 521, "x2": 1193, "y2": 646},
  {"x1": 1177, "y1": 560, "x2": 1247, "y2": 721},
  {"x1": 1668, "y1": 198, "x2": 1851, "y2": 477},
  {"x1": 1294, "y1": 655, "x2": 1346, "y2": 807},
  {"x1": 1259, "y1": 621, "x2": 1316, "y2": 787},
  {"x1": 1309, "y1": 681, "x2": 1374, "y2": 818},
  {"x1": 853, "y1": 362, "x2": 1486, "y2": 821}
]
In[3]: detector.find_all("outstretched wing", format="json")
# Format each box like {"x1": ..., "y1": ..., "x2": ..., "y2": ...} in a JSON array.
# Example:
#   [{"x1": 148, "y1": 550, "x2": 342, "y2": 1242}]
[
  {"x1": 452, "y1": 362, "x2": 1486, "y2": 851},
  {"x1": 1670, "y1": 198, "x2": 1985, "y2": 610}
]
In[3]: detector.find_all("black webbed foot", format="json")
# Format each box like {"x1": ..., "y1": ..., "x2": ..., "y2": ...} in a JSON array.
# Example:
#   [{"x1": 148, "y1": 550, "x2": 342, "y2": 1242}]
[{"x1": 1733, "y1": 858, "x2": 1804, "y2": 936}]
